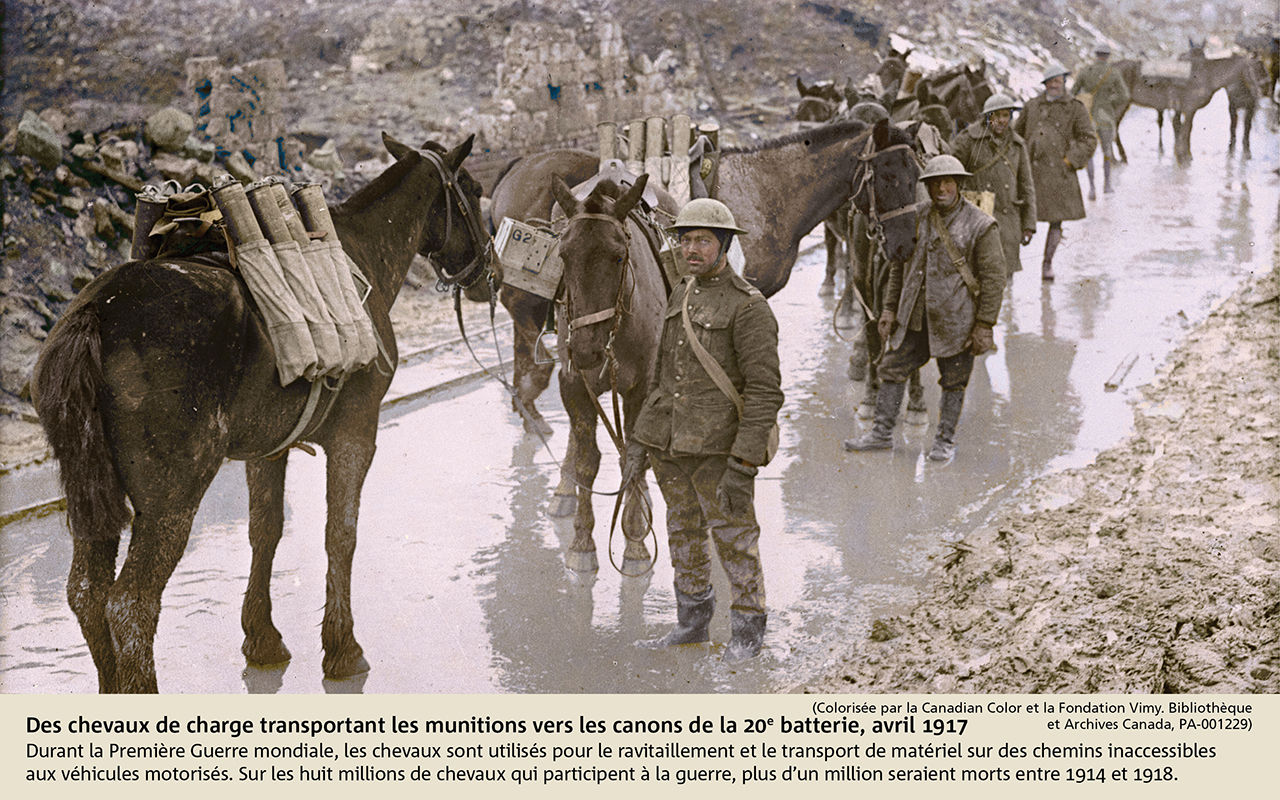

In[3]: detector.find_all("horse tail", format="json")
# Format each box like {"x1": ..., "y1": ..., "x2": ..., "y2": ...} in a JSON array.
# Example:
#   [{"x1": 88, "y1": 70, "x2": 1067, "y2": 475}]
[{"x1": 32, "y1": 303, "x2": 131, "y2": 541}]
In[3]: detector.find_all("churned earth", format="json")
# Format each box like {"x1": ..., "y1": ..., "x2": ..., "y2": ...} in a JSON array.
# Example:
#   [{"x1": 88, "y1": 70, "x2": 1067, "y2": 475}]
[{"x1": 801, "y1": 254, "x2": 1280, "y2": 695}]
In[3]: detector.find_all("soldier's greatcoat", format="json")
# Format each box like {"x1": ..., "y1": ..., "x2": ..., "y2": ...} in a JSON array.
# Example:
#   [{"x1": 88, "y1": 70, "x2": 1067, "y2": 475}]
[
  {"x1": 1014, "y1": 92, "x2": 1097, "y2": 222},
  {"x1": 950, "y1": 122, "x2": 1037, "y2": 276}
]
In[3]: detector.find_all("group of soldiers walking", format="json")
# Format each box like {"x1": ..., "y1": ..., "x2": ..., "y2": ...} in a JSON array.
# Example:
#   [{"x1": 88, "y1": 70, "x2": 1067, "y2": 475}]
[{"x1": 631, "y1": 47, "x2": 1127, "y2": 662}]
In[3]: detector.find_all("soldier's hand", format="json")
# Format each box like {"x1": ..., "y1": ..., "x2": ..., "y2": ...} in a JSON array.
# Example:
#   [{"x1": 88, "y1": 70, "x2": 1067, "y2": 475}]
[
  {"x1": 716, "y1": 459, "x2": 757, "y2": 517},
  {"x1": 622, "y1": 440, "x2": 648, "y2": 486},
  {"x1": 1022, "y1": 229, "x2": 1035, "y2": 245},
  {"x1": 877, "y1": 310, "x2": 896, "y2": 343},
  {"x1": 966, "y1": 323, "x2": 995, "y2": 355}
]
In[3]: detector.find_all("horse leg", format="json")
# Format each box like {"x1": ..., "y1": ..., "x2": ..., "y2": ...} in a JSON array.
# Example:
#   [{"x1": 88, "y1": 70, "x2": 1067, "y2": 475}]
[
  {"x1": 561, "y1": 381, "x2": 601, "y2": 572},
  {"x1": 819, "y1": 220, "x2": 840, "y2": 296},
  {"x1": 1228, "y1": 104, "x2": 1239, "y2": 152},
  {"x1": 106, "y1": 502, "x2": 201, "y2": 693},
  {"x1": 905, "y1": 368, "x2": 928, "y2": 424},
  {"x1": 619, "y1": 392, "x2": 653, "y2": 569},
  {"x1": 241, "y1": 457, "x2": 291, "y2": 666},
  {"x1": 1156, "y1": 109, "x2": 1165, "y2": 152},
  {"x1": 506, "y1": 289, "x2": 556, "y2": 436},
  {"x1": 66, "y1": 536, "x2": 121, "y2": 692},
  {"x1": 1243, "y1": 106, "x2": 1254, "y2": 159},
  {"x1": 318, "y1": 434, "x2": 375, "y2": 679}
]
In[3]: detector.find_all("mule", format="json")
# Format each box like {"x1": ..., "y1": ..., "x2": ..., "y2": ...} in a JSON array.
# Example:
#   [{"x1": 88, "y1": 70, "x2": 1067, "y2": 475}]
[
  {"x1": 492, "y1": 119, "x2": 919, "y2": 436},
  {"x1": 31, "y1": 133, "x2": 498, "y2": 693},
  {"x1": 546, "y1": 174, "x2": 670, "y2": 573},
  {"x1": 1226, "y1": 54, "x2": 1268, "y2": 158}
]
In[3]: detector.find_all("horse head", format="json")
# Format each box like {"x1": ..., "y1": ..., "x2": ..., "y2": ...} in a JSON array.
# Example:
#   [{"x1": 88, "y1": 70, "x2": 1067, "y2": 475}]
[
  {"x1": 851, "y1": 118, "x2": 920, "y2": 262},
  {"x1": 549, "y1": 172, "x2": 649, "y2": 372},
  {"x1": 382, "y1": 132, "x2": 500, "y2": 302}
]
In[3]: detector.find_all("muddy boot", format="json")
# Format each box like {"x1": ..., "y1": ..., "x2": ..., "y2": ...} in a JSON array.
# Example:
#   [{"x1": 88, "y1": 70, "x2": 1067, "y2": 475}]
[
  {"x1": 927, "y1": 389, "x2": 965, "y2": 462},
  {"x1": 1042, "y1": 226, "x2": 1062, "y2": 282},
  {"x1": 845, "y1": 381, "x2": 905, "y2": 451},
  {"x1": 637, "y1": 585, "x2": 714, "y2": 648},
  {"x1": 1103, "y1": 157, "x2": 1114, "y2": 194},
  {"x1": 722, "y1": 611, "x2": 767, "y2": 662},
  {"x1": 848, "y1": 341, "x2": 868, "y2": 382}
]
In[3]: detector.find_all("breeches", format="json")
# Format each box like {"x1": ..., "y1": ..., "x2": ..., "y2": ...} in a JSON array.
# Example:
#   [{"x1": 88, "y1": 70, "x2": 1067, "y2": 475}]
[
  {"x1": 1096, "y1": 125, "x2": 1116, "y2": 161},
  {"x1": 880, "y1": 321, "x2": 975, "y2": 390},
  {"x1": 648, "y1": 451, "x2": 765, "y2": 614}
]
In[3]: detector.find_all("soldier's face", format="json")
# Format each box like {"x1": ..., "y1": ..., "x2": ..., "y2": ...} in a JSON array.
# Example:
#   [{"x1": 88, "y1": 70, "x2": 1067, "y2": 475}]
[
  {"x1": 987, "y1": 109, "x2": 1012, "y2": 134},
  {"x1": 680, "y1": 228, "x2": 727, "y2": 276},
  {"x1": 1044, "y1": 76, "x2": 1065, "y2": 98},
  {"x1": 927, "y1": 177, "x2": 959, "y2": 209}
]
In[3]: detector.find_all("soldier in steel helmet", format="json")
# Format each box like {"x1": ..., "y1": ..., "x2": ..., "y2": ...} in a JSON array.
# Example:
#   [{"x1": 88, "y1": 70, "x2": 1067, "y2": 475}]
[
  {"x1": 950, "y1": 93, "x2": 1038, "y2": 280},
  {"x1": 1072, "y1": 43, "x2": 1129, "y2": 199},
  {"x1": 845, "y1": 155, "x2": 1005, "y2": 462},
  {"x1": 1014, "y1": 62, "x2": 1097, "y2": 281},
  {"x1": 628, "y1": 198, "x2": 784, "y2": 662}
]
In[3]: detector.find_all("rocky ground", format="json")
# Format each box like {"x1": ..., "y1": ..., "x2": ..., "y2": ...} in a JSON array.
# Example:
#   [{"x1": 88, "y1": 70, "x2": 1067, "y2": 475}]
[{"x1": 3, "y1": 0, "x2": 1277, "y2": 693}]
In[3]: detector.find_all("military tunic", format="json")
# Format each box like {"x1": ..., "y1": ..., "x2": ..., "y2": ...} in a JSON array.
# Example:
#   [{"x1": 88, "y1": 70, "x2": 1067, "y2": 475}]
[
  {"x1": 1072, "y1": 61, "x2": 1131, "y2": 133},
  {"x1": 950, "y1": 122, "x2": 1037, "y2": 276},
  {"x1": 633, "y1": 269, "x2": 784, "y2": 615}
]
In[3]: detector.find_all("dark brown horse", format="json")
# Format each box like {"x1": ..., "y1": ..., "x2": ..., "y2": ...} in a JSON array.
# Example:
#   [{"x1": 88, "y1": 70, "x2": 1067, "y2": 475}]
[
  {"x1": 547, "y1": 174, "x2": 670, "y2": 573},
  {"x1": 31, "y1": 133, "x2": 498, "y2": 692},
  {"x1": 1226, "y1": 54, "x2": 1268, "y2": 158},
  {"x1": 491, "y1": 119, "x2": 920, "y2": 433}
]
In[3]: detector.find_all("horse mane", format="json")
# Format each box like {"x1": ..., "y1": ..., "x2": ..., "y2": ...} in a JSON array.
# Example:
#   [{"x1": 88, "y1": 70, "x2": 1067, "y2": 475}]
[
  {"x1": 333, "y1": 141, "x2": 449, "y2": 218},
  {"x1": 581, "y1": 179, "x2": 623, "y2": 215},
  {"x1": 723, "y1": 118, "x2": 869, "y2": 154}
]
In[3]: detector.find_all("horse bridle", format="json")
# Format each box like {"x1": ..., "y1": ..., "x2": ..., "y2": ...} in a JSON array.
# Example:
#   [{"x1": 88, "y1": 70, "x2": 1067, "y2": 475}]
[
  {"x1": 419, "y1": 148, "x2": 496, "y2": 294},
  {"x1": 852, "y1": 132, "x2": 922, "y2": 244},
  {"x1": 562, "y1": 212, "x2": 635, "y2": 355}
]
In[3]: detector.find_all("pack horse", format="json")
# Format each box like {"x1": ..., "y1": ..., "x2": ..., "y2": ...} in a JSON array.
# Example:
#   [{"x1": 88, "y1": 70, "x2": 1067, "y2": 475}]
[{"x1": 32, "y1": 134, "x2": 499, "y2": 693}]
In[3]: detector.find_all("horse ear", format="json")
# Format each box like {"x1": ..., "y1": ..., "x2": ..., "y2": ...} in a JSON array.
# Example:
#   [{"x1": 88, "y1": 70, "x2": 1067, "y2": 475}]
[
  {"x1": 614, "y1": 173, "x2": 648, "y2": 220},
  {"x1": 550, "y1": 174, "x2": 578, "y2": 218},
  {"x1": 872, "y1": 118, "x2": 893, "y2": 148},
  {"x1": 443, "y1": 134, "x2": 475, "y2": 173},
  {"x1": 797, "y1": 77, "x2": 808, "y2": 95},
  {"x1": 383, "y1": 132, "x2": 414, "y2": 161}
]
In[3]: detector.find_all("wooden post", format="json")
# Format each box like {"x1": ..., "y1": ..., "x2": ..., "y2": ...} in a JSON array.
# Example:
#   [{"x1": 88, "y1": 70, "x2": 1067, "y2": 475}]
[
  {"x1": 625, "y1": 117, "x2": 646, "y2": 176},
  {"x1": 597, "y1": 121, "x2": 617, "y2": 169},
  {"x1": 644, "y1": 115, "x2": 665, "y2": 184},
  {"x1": 669, "y1": 113, "x2": 692, "y2": 207}
]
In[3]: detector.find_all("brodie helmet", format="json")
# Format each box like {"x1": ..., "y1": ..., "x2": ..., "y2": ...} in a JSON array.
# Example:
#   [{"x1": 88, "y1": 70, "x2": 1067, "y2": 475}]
[
  {"x1": 982, "y1": 93, "x2": 1021, "y2": 116},
  {"x1": 668, "y1": 198, "x2": 749, "y2": 236},
  {"x1": 919, "y1": 154, "x2": 973, "y2": 182}
]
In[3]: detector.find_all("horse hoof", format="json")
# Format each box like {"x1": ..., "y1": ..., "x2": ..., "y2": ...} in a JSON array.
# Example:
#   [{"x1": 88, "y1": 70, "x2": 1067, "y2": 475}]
[
  {"x1": 242, "y1": 636, "x2": 291, "y2": 667},
  {"x1": 620, "y1": 556, "x2": 654, "y2": 577},
  {"x1": 323, "y1": 651, "x2": 370, "y2": 681},
  {"x1": 565, "y1": 549, "x2": 599, "y2": 573},
  {"x1": 818, "y1": 281, "x2": 835, "y2": 297},
  {"x1": 548, "y1": 493, "x2": 577, "y2": 517},
  {"x1": 523, "y1": 415, "x2": 554, "y2": 437},
  {"x1": 904, "y1": 408, "x2": 929, "y2": 426}
]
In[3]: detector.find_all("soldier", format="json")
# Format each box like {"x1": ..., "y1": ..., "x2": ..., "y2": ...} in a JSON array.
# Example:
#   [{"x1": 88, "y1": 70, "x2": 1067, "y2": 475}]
[
  {"x1": 628, "y1": 199, "x2": 784, "y2": 662},
  {"x1": 950, "y1": 93, "x2": 1038, "y2": 279},
  {"x1": 1014, "y1": 63, "x2": 1097, "y2": 281},
  {"x1": 1072, "y1": 43, "x2": 1130, "y2": 199},
  {"x1": 844, "y1": 155, "x2": 1005, "y2": 461}
]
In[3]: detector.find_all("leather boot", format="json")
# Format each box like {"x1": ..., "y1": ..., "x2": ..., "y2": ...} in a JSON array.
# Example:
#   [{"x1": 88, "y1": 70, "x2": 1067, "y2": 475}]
[
  {"x1": 1103, "y1": 157, "x2": 1114, "y2": 194},
  {"x1": 927, "y1": 389, "x2": 966, "y2": 462},
  {"x1": 722, "y1": 610, "x2": 767, "y2": 662},
  {"x1": 637, "y1": 585, "x2": 714, "y2": 648},
  {"x1": 844, "y1": 381, "x2": 905, "y2": 451},
  {"x1": 1042, "y1": 226, "x2": 1062, "y2": 282}
]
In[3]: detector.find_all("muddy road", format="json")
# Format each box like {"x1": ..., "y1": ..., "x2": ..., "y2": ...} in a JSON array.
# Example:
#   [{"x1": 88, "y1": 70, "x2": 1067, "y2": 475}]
[{"x1": 1, "y1": 93, "x2": 1275, "y2": 693}]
